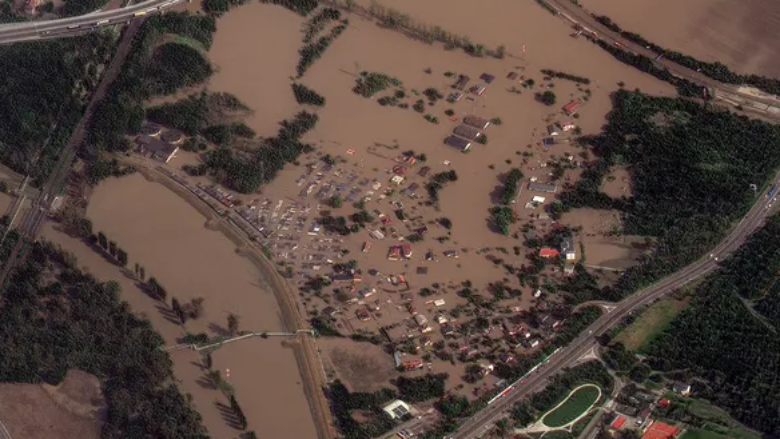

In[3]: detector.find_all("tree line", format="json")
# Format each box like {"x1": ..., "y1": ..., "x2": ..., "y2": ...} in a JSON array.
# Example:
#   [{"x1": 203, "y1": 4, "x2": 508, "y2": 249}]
[
  {"x1": 593, "y1": 14, "x2": 780, "y2": 97},
  {"x1": 297, "y1": 19, "x2": 348, "y2": 77},
  {"x1": 292, "y1": 83, "x2": 326, "y2": 106},
  {"x1": 541, "y1": 69, "x2": 591, "y2": 85}
]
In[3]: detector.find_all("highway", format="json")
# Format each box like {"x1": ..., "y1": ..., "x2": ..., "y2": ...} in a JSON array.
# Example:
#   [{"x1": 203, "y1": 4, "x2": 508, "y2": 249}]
[
  {"x1": 0, "y1": 19, "x2": 144, "y2": 288},
  {"x1": 452, "y1": 176, "x2": 779, "y2": 439},
  {"x1": 0, "y1": 0, "x2": 183, "y2": 45},
  {"x1": 443, "y1": 2, "x2": 780, "y2": 437},
  {"x1": 451, "y1": 175, "x2": 780, "y2": 439}
]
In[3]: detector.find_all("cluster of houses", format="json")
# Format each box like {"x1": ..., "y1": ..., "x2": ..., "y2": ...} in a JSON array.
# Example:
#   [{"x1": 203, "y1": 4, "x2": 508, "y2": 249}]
[
  {"x1": 444, "y1": 115, "x2": 492, "y2": 152},
  {"x1": 605, "y1": 382, "x2": 691, "y2": 439},
  {"x1": 441, "y1": 72, "x2": 498, "y2": 153},
  {"x1": 388, "y1": 243, "x2": 414, "y2": 261},
  {"x1": 540, "y1": 235, "x2": 577, "y2": 263}
]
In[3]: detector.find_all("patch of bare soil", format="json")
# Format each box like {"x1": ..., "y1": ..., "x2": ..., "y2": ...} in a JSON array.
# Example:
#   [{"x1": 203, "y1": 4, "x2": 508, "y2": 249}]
[
  {"x1": 321, "y1": 338, "x2": 398, "y2": 392},
  {"x1": 0, "y1": 370, "x2": 105, "y2": 439}
]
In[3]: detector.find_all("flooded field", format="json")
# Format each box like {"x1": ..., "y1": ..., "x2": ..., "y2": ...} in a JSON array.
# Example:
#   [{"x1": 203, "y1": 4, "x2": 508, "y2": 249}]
[
  {"x1": 207, "y1": 2, "x2": 303, "y2": 137},
  {"x1": 144, "y1": 0, "x2": 682, "y2": 403},
  {"x1": 46, "y1": 173, "x2": 316, "y2": 439},
  {"x1": 582, "y1": 0, "x2": 780, "y2": 78}
]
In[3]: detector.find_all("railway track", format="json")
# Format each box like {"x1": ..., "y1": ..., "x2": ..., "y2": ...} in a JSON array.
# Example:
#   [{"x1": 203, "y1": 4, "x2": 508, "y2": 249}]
[{"x1": 0, "y1": 20, "x2": 143, "y2": 290}]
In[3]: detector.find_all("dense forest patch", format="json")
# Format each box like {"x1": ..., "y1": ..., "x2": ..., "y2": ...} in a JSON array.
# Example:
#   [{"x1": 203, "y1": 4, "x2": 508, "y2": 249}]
[
  {"x1": 0, "y1": 34, "x2": 114, "y2": 184},
  {"x1": 562, "y1": 90, "x2": 780, "y2": 302},
  {"x1": 0, "y1": 239, "x2": 209, "y2": 438},
  {"x1": 647, "y1": 214, "x2": 780, "y2": 436},
  {"x1": 144, "y1": 42, "x2": 213, "y2": 96}
]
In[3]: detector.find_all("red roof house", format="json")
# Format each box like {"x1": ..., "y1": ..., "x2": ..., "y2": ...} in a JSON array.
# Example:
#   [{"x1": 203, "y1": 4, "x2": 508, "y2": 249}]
[
  {"x1": 540, "y1": 248, "x2": 560, "y2": 258},
  {"x1": 563, "y1": 100, "x2": 581, "y2": 116}
]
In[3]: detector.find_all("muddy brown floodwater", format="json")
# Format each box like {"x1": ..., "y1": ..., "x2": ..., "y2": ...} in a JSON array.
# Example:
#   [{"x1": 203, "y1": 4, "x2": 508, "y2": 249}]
[
  {"x1": 45, "y1": 173, "x2": 316, "y2": 439},
  {"x1": 582, "y1": 0, "x2": 780, "y2": 78}
]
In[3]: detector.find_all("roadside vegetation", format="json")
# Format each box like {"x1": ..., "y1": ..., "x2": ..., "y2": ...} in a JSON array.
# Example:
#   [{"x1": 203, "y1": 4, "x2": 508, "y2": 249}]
[
  {"x1": 541, "y1": 384, "x2": 600, "y2": 428},
  {"x1": 509, "y1": 361, "x2": 612, "y2": 429},
  {"x1": 594, "y1": 15, "x2": 780, "y2": 96},
  {"x1": 0, "y1": 34, "x2": 115, "y2": 185},
  {"x1": 561, "y1": 89, "x2": 780, "y2": 302}
]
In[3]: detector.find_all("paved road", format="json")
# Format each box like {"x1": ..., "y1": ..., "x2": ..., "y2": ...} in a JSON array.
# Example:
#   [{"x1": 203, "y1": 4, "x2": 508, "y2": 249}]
[
  {"x1": 444, "y1": 3, "x2": 780, "y2": 437},
  {"x1": 0, "y1": 20, "x2": 144, "y2": 288},
  {"x1": 0, "y1": 0, "x2": 183, "y2": 45},
  {"x1": 450, "y1": 173, "x2": 780, "y2": 437}
]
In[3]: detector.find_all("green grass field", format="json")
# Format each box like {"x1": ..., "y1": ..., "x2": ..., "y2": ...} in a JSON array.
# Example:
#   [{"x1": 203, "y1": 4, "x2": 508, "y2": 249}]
[
  {"x1": 614, "y1": 298, "x2": 688, "y2": 351},
  {"x1": 541, "y1": 384, "x2": 601, "y2": 428},
  {"x1": 681, "y1": 430, "x2": 731, "y2": 439},
  {"x1": 543, "y1": 430, "x2": 573, "y2": 439}
]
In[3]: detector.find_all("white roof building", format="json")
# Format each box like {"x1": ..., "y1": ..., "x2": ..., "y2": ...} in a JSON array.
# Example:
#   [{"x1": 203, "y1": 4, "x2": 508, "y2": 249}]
[{"x1": 382, "y1": 400, "x2": 411, "y2": 420}]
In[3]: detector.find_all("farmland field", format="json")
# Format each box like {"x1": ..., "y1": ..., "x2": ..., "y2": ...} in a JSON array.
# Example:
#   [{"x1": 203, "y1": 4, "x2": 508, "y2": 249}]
[{"x1": 541, "y1": 384, "x2": 601, "y2": 428}]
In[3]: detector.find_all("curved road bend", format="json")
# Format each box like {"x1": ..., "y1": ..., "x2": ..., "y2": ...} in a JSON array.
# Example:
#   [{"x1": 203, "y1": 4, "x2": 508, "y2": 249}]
[
  {"x1": 0, "y1": 0, "x2": 183, "y2": 45},
  {"x1": 546, "y1": 0, "x2": 780, "y2": 109},
  {"x1": 451, "y1": 175, "x2": 780, "y2": 439}
]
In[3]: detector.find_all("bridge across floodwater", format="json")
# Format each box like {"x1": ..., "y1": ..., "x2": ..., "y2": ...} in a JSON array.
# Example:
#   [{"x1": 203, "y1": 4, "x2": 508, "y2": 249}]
[{"x1": 162, "y1": 329, "x2": 316, "y2": 353}]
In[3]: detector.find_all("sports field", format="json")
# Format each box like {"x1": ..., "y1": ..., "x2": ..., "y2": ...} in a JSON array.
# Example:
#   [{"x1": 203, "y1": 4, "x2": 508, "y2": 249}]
[{"x1": 541, "y1": 384, "x2": 601, "y2": 428}]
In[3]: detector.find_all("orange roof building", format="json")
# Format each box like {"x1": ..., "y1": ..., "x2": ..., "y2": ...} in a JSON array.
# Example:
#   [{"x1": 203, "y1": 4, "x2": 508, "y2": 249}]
[
  {"x1": 643, "y1": 421, "x2": 681, "y2": 439},
  {"x1": 540, "y1": 247, "x2": 560, "y2": 258}
]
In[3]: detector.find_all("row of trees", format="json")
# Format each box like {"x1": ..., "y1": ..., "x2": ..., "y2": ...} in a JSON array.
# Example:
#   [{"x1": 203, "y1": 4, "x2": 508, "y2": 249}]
[
  {"x1": 91, "y1": 231, "x2": 129, "y2": 266},
  {"x1": 593, "y1": 14, "x2": 780, "y2": 96},
  {"x1": 589, "y1": 37, "x2": 707, "y2": 98},
  {"x1": 297, "y1": 19, "x2": 348, "y2": 77},
  {"x1": 303, "y1": 7, "x2": 341, "y2": 43},
  {"x1": 561, "y1": 89, "x2": 780, "y2": 302},
  {"x1": 262, "y1": 0, "x2": 318, "y2": 16},
  {"x1": 203, "y1": 0, "x2": 247, "y2": 16},
  {"x1": 336, "y1": 0, "x2": 505, "y2": 58},
  {"x1": 0, "y1": 241, "x2": 210, "y2": 438},
  {"x1": 541, "y1": 69, "x2": 591, "y2": 85}
]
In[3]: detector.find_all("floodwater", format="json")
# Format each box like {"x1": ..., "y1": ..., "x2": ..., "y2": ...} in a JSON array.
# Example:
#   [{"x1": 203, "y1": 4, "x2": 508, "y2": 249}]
[
  {"x1": 582, "y1": 0, "x2": 780, "y2": 78},
  {"x1": 206, "y1": 2, "x2": 303, "y2": 137},
  {"x1": 47, "y1": 173, "x2": 316, "y2": 439}
]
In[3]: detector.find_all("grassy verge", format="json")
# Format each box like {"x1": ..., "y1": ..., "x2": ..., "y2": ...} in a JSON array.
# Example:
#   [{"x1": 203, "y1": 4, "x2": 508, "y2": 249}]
[
  {"x1": 614, "y1": 298, "x2": 688, "y2": 351},
  {"x1": 541, "y1": 384, "x2": 600, "y2": 428}
]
